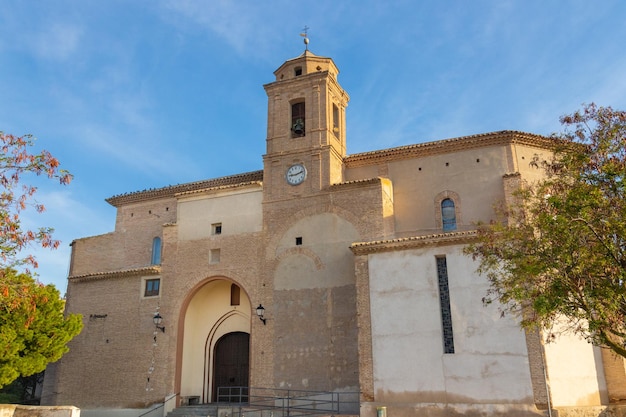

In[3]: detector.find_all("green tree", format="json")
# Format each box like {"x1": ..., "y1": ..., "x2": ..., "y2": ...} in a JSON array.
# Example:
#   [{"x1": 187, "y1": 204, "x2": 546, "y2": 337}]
[
  {"x1": 0, "y1": 268, "x2": 82, "y2": 388},
  {"x1": 0, "y1": 132, "x2": 82, "y2": 388},
  {"x1": 466, "y1": 104, "x2": 626, "y2": 358}
]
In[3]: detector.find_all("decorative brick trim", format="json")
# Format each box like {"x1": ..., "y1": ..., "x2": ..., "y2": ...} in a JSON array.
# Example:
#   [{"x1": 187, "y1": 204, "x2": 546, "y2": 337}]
[
  {"x1": 344, "y1": 130, "x2": 559, "y2": 168},
  {"x1": 105, "y1": 171, "x2": 264, "y2": 207},
  {"x1": 434, "y1": 190, "x2": 462, "y2": 230},
  {"x1": 524, "y1": 328, "x2": 551, "y2": 409},
  {"x1": 350, "y1": 230, "x2": 478, "y2": 255},
  {"x1": 175, "y1": 181, "x2": 263, "y2": 198},
  {"x1": 328, "y1": 177, "x2": 384, "y2": 190},
  {"x1": 275, "y1": 247, "x2": 325, "y2": 270},
  {"x1": 266, "y1": 203, "x2": 365, "y2": 259},
  {"x1": 69, "y1": 265, "x2": 161, "y2": 282},
  {"x1": 354, "y1": 254, "x2": 375, "y2": 402}
]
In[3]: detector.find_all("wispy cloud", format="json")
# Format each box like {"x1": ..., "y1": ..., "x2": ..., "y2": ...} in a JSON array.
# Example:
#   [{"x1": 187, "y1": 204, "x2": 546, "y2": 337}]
[{"x1": 30, "y1": 23, "x2": 83, "y2": 61}]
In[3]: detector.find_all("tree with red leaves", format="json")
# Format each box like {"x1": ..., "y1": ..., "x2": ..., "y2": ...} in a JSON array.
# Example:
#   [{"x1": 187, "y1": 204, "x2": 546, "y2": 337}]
[
  {"x1": 0, "y1": 132, "x2": 82, "y2": 388},
  {"x1": 0, "y1": 132, "x2": 72, "y2": 269}
]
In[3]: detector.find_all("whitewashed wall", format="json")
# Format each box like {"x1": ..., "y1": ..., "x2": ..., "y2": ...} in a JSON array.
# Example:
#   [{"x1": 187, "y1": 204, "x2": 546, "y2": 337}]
[{"x1": 367, "y1": 244, "x2": 535, "y2": 407}]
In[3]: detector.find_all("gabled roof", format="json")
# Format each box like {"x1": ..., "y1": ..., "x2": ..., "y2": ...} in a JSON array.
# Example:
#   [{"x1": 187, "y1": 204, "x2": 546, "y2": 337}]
[
  {"x1": 344, "y1": 130, "x2": 558, "y2": 167},
  {"x1": 105, "y1": 170, "x2": 264, "y2": 207},
  {"x1": 104, "y1": 131, "x2": 559, "y2": 208}
]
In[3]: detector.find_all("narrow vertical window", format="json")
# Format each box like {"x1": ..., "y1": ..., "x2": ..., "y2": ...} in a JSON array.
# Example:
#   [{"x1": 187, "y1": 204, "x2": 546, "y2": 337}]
[
  {"x1": 436, "y1": 256, "x2": 455, "y2": 354},
  {"x1": 332, "y1": 104, "x2": 340, "y2": 137},
  {"x1": 441, "y1": 199, "x2": 457, "y2": 231},
  {"x1": 151, "y1": 237, "x2": 162, "y2": 265},
  {"x1": 291, "y1": 101, "x2": 305, "y2": 137},
  {"x1": 230, "y1": 284, "x2": 240, "y2": 306}
]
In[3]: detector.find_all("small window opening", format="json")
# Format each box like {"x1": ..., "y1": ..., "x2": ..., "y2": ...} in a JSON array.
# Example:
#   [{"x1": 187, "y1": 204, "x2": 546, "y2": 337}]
[
  {"x1": 295, "y1": 237, "x2": 303, "y2": 245},
  {"x1": 151, "y1": 237, "x2": 162, "y2": 265},
  {"x1": 445, "y1": 162, "x2": 449, "y2": 166},
  {"x1": 212, "y1": 223, "x2": 222, "y2": 235},
  {"x1": 476, "y1": 158, "x2": 480, "y2": 163},
  {"x1": 294, "y1": 66, "x2": 303, "y2": 76},
  {"x1": 144, "y1": 278, "x2": 160, "y2": 297},
  {"x1": 332, "y1": 104, "x2": 340, "y2": 136},
  {"x1": 441, "y1": 199, "x2": 457, "y2": 232},
  {"x1": 291, "y1": 102, "x2": 305, "y2": 137},
  {"x1": 230, "y1": 284, "x2": 241, "y2": 306}
]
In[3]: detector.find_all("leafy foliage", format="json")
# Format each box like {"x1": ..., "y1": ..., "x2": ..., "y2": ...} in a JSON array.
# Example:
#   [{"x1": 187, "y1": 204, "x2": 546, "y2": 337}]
[
  {"x1": 0, "y1": 132, "x2": 81, "y2": 388},
  {"x1": 466, "y1": 104, "x2": 626, "y2": 357},
  {"x1": 0, "y1": 132, "x2": 72, "y2": 269},
  {"x1": 0, "y1": 268, "x2": 83, "y2": 388}
]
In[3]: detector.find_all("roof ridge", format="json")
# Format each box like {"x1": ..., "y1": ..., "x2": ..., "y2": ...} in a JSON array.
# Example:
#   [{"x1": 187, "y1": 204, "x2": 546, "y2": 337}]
[{"x1": 106, "y1": 170, "x2": 264, "y2": 207}]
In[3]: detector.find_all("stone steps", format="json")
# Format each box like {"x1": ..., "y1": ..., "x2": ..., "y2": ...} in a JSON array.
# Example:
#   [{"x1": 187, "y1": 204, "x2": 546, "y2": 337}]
[{"x1": 166, "y1": 404, "x2": 219, "y2": 417}]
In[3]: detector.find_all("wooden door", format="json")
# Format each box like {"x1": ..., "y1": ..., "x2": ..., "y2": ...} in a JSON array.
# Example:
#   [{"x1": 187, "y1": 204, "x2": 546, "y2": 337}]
[{"x1": 212, "y1": 332, "x2": 250, "y2": 402}]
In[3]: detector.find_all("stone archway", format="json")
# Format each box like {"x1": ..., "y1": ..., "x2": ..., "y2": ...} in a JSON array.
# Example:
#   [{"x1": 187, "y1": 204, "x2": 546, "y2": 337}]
[{"x1": 178, "y1": 279, "x2": 251, "y2": 403}]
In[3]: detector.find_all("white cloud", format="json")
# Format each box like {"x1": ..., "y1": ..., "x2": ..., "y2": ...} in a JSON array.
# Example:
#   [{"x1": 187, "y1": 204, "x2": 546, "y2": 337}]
[{"x1": 30, "y1": 23, "x2": 83, "y2": 61}]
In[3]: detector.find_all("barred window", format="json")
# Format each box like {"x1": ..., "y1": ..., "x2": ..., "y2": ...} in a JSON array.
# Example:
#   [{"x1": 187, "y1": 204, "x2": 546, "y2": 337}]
[{"x1": 436, "y1": 256, "x2": 455, "y2": 354}]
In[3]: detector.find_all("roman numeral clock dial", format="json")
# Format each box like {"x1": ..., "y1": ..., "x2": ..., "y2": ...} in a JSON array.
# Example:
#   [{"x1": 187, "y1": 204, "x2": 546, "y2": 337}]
[{"x1": 286, "y1": 163, "x2": 307, "y2": 185}]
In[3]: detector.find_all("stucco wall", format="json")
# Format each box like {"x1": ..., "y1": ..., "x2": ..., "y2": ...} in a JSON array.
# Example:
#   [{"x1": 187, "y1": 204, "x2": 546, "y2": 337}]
[
  {"x1": 543, "y1": 324, "x2": 608, "y2": 406},
  {"x1": 177, "y1": 188, "x2": 262, "y2": 241},
  {"x1": 367, "y1": 244, "x2": 535, "y2": 406}
]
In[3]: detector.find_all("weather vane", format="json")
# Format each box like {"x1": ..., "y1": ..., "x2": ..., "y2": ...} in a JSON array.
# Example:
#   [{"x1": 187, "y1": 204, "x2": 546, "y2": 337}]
[{"x1": 300, "y1": 26, "x2": 310, "y2": 50}]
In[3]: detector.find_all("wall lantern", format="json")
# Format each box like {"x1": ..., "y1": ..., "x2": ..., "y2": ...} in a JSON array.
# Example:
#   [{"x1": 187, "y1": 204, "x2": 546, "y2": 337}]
[
  {"x1": 153, "y1": 312, "x2": 166, "y2": 333},
  {"x1": 256, "y1": 304, "x2": 267, "y2": 325}
]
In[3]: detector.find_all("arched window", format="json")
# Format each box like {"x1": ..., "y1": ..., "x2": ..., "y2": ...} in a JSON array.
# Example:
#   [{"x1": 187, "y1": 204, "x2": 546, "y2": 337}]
[
  {"x1": 291, "y1": 101, "x2": 305, "y2": 137},
  {"x1": 441, "y1": 199, "x2": 457, "y2": 232},
  {"x1": 151, "y1": 237, "x2": 162, "y2": 265}
]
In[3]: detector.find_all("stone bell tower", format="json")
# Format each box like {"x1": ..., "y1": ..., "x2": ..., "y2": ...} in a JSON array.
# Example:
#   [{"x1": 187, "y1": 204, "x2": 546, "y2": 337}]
[{"x1": 262, "y1": 43, "x2": 349, "y2": 200}]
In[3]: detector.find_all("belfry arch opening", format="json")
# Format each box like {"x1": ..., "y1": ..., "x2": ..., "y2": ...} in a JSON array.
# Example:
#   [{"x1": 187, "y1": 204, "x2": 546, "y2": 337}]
[{"x1": 178, "y1": 278, "x2": 251, "y2": 403}]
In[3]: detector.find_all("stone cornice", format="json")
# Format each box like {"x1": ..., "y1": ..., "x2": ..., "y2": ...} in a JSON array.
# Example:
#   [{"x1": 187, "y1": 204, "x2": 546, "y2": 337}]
[
  {"x1": 175, "y1": 180, "x2": 263, "y2": 198},
  {"x1": 344, "y1": 130, "x2": 560, "y2": 168},
  {"x1": 329, "y1": 177, "x2": 382, "y2": 191},
  {"x1": 69, "y1": 265, "x2": 161, "y2": 282},
  {"x1": 105, "y1": 170, "x2": 264, "y2": 207},
  {"x1": 350, "y1": 230, "x2": 478, "y2": 255}
]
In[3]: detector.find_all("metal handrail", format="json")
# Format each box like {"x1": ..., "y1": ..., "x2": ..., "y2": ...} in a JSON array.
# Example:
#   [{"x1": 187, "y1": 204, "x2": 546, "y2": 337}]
[
  {"x1": 216, "y1": 387, "x2": 360, "y2": 416},
  {"x1": 137, "y1": 392, "x2": 179, "y2": 417}
]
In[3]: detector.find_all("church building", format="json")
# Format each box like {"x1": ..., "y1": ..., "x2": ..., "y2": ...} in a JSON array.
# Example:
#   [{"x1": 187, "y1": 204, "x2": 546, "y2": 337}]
[{"x1": 42, "y1": 48, "x2": 626, "y2": 417}]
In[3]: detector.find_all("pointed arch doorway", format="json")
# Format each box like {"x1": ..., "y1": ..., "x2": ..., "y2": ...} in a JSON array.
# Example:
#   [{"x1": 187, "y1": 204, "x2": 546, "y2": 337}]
[
  {"x1": 213, "y1": 332, "x2": 250, "y2": 402},
  {"x1": 178, "y1": 278, "x2": 252, "y2": 404}
]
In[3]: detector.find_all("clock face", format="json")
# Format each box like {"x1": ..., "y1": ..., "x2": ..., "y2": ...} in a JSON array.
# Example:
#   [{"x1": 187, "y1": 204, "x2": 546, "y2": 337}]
[{"x1": 286, "y1": 163, "x2": 307, "y2": 185}]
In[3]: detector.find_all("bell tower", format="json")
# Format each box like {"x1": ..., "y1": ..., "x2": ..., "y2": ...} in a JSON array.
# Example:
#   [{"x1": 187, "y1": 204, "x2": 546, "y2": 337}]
[{"x1": 263, "y1": 47, "x2": 349, "y2": 199}]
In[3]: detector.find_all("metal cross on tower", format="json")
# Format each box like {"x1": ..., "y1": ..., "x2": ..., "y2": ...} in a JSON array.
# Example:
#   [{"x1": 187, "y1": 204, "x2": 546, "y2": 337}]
[{"x1": 300, "y1": 26, "x2": 310, "y2": 50}]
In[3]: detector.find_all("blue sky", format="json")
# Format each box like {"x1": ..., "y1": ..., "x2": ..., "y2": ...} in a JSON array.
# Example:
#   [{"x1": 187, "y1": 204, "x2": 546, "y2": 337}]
[{"x1": 1, "y1": 1, "x2": 625, "y2": 293}]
